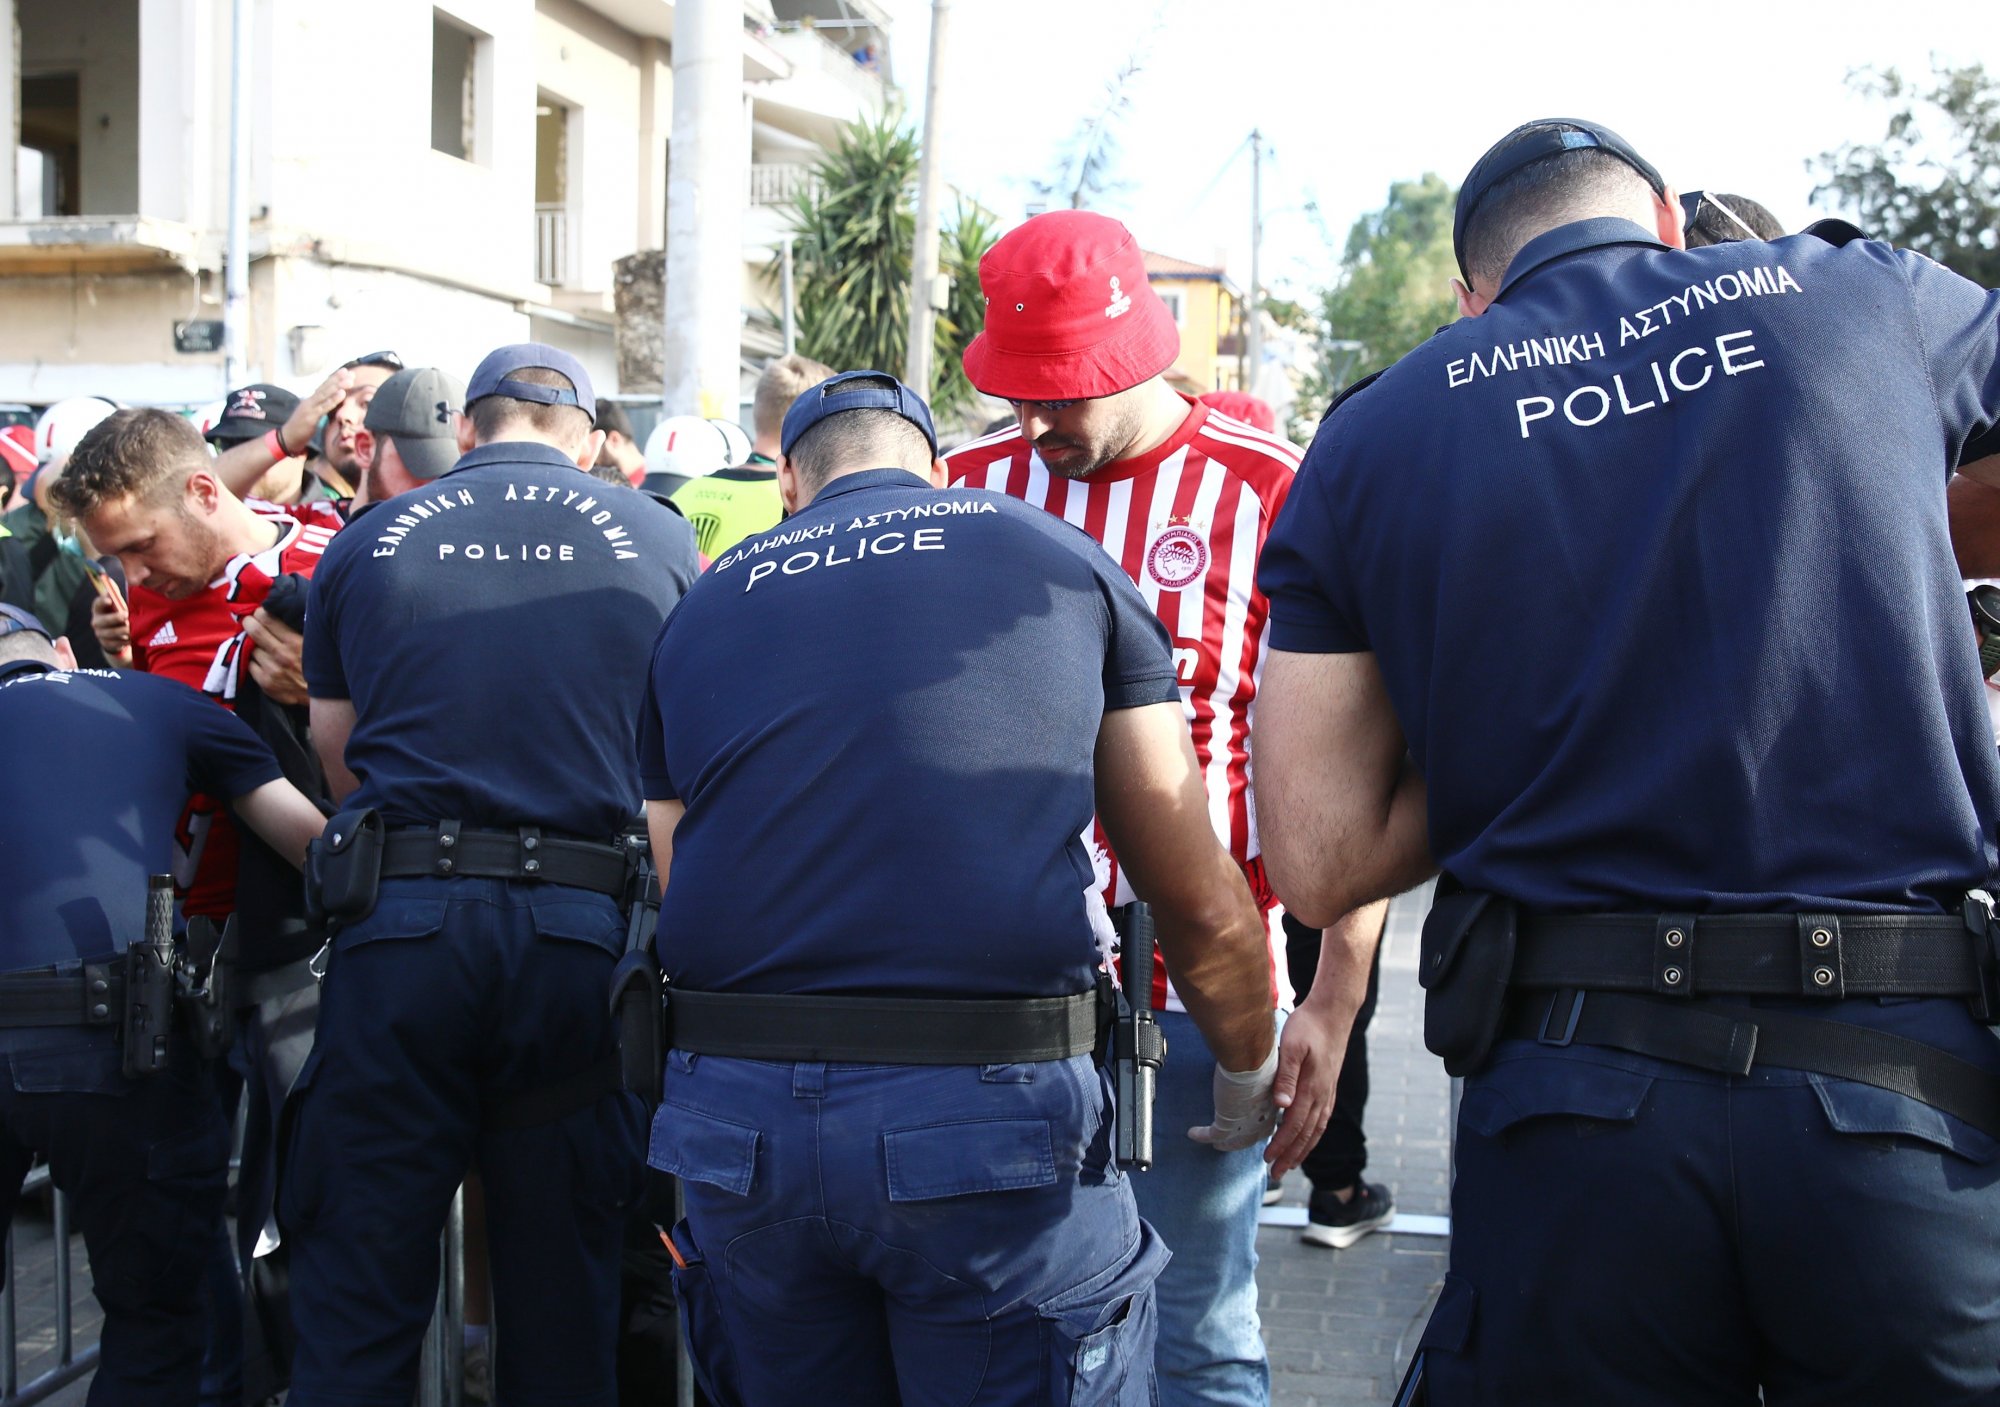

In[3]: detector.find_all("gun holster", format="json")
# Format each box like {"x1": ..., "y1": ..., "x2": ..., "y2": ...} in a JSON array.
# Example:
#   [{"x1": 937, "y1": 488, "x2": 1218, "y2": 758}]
[
  {"x1": 122, "y1": 940, "x2": 178, "y2": 1079},
  {"x1": 1418, "y1": 886, "x2": 1518, "y2": 1077},
  {"x1": 610, "y1": 950, "x2": 666, "y2": 1109},
  {"x1": 306, "y1": 808, "x2": 385, "y2": 929}
]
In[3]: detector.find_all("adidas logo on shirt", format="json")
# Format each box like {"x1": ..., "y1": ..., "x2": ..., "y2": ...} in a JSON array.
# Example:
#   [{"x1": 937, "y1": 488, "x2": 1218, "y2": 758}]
[{"x1": 148, "y1": 621, "x2": 178, "y2": 648}]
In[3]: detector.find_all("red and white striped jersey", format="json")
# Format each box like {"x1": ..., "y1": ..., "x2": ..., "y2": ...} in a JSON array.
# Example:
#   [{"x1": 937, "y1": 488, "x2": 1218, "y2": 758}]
[
  {"x1": 128, "y1": 506, "x2": 339, "y2": 919},
  {"x1": 945, "y1": 399, "x2": 1301, "y2": 1011}
]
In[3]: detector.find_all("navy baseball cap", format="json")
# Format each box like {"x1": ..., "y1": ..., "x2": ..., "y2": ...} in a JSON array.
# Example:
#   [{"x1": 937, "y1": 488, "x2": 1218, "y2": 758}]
[
  {"x1": 1453, "y1": 118, "x2": 1667, "y2": 283},
  {"x1": 0, "y1": 603, "x2": 51, "y2": 642},
  {"x1": 464, "y1": 343, "x2": 596, "y2": 424},
  {"x1": 781, "y1": 371, "x2": 938, "y2": 458}
]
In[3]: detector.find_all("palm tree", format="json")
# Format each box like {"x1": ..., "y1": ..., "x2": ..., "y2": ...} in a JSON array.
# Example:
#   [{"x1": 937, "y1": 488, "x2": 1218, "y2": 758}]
[{"x1": 786, "y1": 112, "x2": 997, "y2": 420}]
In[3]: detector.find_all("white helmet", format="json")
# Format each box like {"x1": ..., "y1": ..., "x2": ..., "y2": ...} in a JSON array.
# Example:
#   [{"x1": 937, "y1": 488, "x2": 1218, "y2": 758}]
[
  {"x1": 708, "y1": 418, "x2": 752, "y2": 467},
  {"x1": 34, "y1": 396, "x2": 119, "y2": 465},
  {"x1": 644, "y1": 415, "x2": 736, "y2": 480}
]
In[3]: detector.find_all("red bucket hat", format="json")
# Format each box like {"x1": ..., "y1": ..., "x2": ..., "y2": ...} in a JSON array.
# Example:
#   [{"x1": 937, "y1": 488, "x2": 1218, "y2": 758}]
[{"x1": 961, "y1": 211, "x2": 1181, "y2": 402}]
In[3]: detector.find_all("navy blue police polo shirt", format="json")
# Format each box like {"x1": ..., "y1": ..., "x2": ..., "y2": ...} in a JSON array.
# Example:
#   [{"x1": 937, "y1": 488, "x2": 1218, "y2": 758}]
[
  {"x1": 638, "y1": 467, "x2": 1180, "y2": 997},
  {"x1": 0, "y1": 661, "x2": 280, "y2": 966},
  {"x1": 1259, "y1": 218, "x2": 2000, "y2": 913},
  {"x1": 305, "y1": 442, "x2": 699, "y2": 838}
]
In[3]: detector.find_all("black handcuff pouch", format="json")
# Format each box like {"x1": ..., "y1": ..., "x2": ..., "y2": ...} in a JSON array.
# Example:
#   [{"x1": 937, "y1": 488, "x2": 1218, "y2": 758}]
[
  {"x1": 1419, "y1": 886, "x2": 1518, "y2": 1077},
  {"x1": 306, "y1": 808, "x2": 385, "y2": 928}
]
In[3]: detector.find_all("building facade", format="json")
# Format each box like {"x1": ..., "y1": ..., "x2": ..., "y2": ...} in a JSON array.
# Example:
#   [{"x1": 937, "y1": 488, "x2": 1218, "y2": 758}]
[{"x1": 0, "y1": 0, "x2": 890, "y2": 411}]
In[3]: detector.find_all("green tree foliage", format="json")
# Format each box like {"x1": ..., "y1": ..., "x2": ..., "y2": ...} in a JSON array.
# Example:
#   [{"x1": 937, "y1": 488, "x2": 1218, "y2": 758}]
[
  {"x1": 787, "y1": 112, "x2": 997, "y2": 417},
  {"x1": 1812, "y1": 62, "x2": 2000, "y2": 287},
  {"x1": 1292, "y1": 173, "x2": 1460, "y2": 432}
]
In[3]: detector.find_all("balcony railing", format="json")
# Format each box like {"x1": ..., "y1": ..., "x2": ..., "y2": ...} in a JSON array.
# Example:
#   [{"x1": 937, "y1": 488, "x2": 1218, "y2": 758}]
[
  {"x1": 534, "y1": 203, "x2": 571, "y2": 287},
  {"x1": 749, "y1": 164, "x2": 820, "y2": 208}
]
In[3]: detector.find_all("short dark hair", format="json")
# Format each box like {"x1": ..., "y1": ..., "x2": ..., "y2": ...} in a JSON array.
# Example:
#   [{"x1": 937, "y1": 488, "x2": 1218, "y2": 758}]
[
  {"x1": 49, "y1": 408, "x2": 208, "y2": 520},
  {"x1": 1461, "y1": 147, "x2": 1653, "y2": 289},
  {"x1": 595, "y1": 401, "x2": 635, "y2": 441},
  {"x1": 469, "y1": 367, "x2": 592, "y2": 445},
  {"x1": 0, "y1": 620, "x2": 57, "y2": 667},
  {"x1": 787, "y1": 408, "x2": 933, "y2": 497},
  {"x1": 1683, "y1": 192, "x2": 1785, "y2": 248}
]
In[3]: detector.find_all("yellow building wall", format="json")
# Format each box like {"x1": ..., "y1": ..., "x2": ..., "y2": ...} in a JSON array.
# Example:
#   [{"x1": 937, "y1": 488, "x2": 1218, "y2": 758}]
[{"x1": 1150, "y1": 275, "x2": 1243, "y2": 393}]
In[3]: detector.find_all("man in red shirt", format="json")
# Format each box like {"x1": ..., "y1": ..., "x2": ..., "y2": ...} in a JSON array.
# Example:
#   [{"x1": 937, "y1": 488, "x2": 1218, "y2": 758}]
[
  {"x1": 56, "y1": 408, "x2": 340, "y2": 1397},
  {"x1": 948, "y1": 210, "x2": 1382, "y2": 1407}
]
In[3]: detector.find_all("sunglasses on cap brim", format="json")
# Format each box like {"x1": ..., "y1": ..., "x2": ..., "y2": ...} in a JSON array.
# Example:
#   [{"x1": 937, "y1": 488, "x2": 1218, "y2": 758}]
[
  {"x1": 1679, "y1": 191, "x2": 1761, "y2": 242},
  {"x1": 342, "y1": 350, "x2": 406, "y2": 372}
]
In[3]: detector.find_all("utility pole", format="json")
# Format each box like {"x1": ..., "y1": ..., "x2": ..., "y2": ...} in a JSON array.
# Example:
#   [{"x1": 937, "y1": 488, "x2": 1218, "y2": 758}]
[
  {"x1": 904, "y1": 0, "x2": 951, "y2": 400},
  {"x1": 662, "y1": 0, "x2": 747, "y2": 419},
  {"x1": 222, "y1": 0, "x2": 251, "y2": 389},
  {"x1": 1245, "y1": 128, "x2": 1263, "y2": 398},
  {"x1": 780, "y1": 235, "x2": 797, "y2": 357}
]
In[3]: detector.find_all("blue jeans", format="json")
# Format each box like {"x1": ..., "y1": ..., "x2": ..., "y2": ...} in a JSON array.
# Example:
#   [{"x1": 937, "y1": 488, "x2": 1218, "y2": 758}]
[
  {"x1": 282, "y1": 878, "x2": 645, "y2": 1407},
  {"x1": 654, "y1": 1051, "x2": 1168, "y2": 1406},
  {"x1": 1418, "y1": 997, "x2": 2000, "y2": 1406},
  {"x1": 1130, "y1": 1009, "x2": 1271, "y2": 1407}
]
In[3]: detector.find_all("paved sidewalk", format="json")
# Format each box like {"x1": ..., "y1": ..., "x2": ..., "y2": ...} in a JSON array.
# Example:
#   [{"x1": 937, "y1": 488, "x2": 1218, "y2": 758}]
[{"x1": 1258, "y1": 881, "x2": 1451, "y2": 1407}]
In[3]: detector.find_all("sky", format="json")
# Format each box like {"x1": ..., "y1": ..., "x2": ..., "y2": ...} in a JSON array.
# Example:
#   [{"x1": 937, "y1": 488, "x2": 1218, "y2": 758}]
[{"x1": 877, "y1": 0, "x2": 1994, "y2": 301}]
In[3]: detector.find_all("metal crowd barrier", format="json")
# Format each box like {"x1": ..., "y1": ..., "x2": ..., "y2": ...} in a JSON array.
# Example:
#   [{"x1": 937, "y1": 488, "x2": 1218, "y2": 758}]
[
  {"x1": 0, "y1": 1167, "x2": 99, "y2": 1405},
  {"x1": 416, "y1": 1184, "x2": 468, "y2": 1407}
]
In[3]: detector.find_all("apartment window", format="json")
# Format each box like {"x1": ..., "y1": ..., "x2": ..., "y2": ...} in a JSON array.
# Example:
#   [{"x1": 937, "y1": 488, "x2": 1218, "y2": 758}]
[
  {"x1": 431, "y1": 12, "x2": 486, "y2": 162},
  {"x1": 535, "y1": 96, "x2": 573, "y2": 285},
  {"x1": 18, "y1": 73, "x2": 81, "y2": 217},
  {"x1": 1156, "y1": 288, "x2": 1185, "y2": 325}
]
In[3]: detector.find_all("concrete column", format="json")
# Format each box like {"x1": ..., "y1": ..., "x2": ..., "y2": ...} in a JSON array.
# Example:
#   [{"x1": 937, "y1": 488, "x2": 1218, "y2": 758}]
[
  {"x1": 1, "y1": 0, "x2": 18, "y2": 221},
  {"x1": 636, "y1": 35, "x2": 667, "y2": 251},
  {"x1": 661, "y1": 0, "x2": 744, "y2": 419},
  {"x1": 137, "y1": 0, "x2": 200, "y2": 223}
]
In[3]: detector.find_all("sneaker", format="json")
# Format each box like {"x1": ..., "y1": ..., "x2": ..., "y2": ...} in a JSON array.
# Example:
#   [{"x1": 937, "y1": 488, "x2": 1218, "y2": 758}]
[
  {"x1": 1301, "y1": 1180, "x2": 1395, "y2": 1249},
  {"x1": 1262, "y1": 1172, "x2": 1285, "y2": 1206}
]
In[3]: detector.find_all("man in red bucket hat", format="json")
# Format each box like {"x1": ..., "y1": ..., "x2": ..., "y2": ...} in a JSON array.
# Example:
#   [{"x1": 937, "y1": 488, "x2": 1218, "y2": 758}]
[{"x1": 949, "y1": 210, "x2": 1383, "y2": 1407}]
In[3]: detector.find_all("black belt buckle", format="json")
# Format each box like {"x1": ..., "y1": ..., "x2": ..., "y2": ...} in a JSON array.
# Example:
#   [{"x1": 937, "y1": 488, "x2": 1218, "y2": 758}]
[{"x1": 1538, "y1": 988, "x2": 1584, "y2": 1047}]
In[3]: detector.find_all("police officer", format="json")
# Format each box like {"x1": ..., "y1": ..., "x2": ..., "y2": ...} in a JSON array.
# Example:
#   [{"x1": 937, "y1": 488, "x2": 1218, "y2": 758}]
[
  {"x1": 0, "y1": 605, "x2": 325, "y2": 1404},
  {"x1": 293, "y1": 343, "x2": 699, "y2": 1406},
  {"x1": 1255, "y1": 118, "x2": 2000, "y2": 1405},
  {"x1": 638, "y1": 372, "x2": 1284, "y2": 1406}
]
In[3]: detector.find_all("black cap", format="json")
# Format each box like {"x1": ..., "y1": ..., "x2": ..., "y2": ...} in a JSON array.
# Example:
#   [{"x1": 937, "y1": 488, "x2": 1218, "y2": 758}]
[
  {"x1": 465, "y1": 343, "x2": 596, "y2": 424},
  {"x1": 207, "y1": 384, "x2": 301, "y2": 447},
  {"x1": 1453, "y1": 118, "x2": 1667, "y2": 283},
  {"x1": 781, "y1": 371, "x2": 938, "y2": 458}
]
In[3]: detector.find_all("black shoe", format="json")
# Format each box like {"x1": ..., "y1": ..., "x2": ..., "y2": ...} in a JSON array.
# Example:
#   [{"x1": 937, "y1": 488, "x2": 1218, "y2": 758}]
[{"x1": 1302, "y1": 1180, "x2": 1394, "y2": 1249}]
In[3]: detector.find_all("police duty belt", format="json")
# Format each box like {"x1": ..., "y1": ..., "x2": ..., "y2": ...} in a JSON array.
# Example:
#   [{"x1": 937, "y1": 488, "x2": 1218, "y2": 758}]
[
  {"x1": 1499, "y1": 907, "x2": 2000, "y2": 1139},
  {"x1": 1508, "y1": 910, "x2": 1985, "y2": 1000},
  {"x1": 0, "y1": 965, "x2": 125, "y2": 1028},
  {"x1": 665, "y1": 988, "x2": 1108, "y2": 1065},
  {"x1": 380, "y1": 823, "x2": 631, "y2": 896}
]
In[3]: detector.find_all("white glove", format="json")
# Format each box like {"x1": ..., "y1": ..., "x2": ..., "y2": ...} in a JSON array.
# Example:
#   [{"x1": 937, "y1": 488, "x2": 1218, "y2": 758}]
[{"x1": 1187, "y1": 1043, "x2": 1280, "y2": 1151}]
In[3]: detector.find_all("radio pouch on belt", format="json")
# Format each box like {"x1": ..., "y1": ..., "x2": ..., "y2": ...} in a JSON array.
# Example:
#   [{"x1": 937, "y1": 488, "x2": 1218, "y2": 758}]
[
  {"x1": 610, "y1": 951, "x2": 665, "y2": 1109},
  {"x1": 1419, "y1": 888, "x2": 1517, "y2": 1077},
  {"x1": 307, "y1": 808, "x2": 385, "y2": 927}
]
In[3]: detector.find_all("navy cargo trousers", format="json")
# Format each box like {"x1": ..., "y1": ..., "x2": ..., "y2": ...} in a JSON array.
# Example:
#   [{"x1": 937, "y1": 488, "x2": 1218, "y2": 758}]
[
  {"x1": 280, "y1": 877, "x2": 645, "y2": 1407},
  {"x1": 1416, "y1": 995, "x2": 2000, "y2": 1406},
  {"x1": 652, "y1": 1049, "x2": 1169, "y2": 1406}
]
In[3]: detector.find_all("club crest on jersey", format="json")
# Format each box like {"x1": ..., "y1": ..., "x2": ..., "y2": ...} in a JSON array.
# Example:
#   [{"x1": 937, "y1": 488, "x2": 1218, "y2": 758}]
[
  {"x1": 1145, "y1": 525, "x2": 1208, "y2": 591},
  {"x1": 1105, "y1": 276, "x2": 1132, "y2": 319}
]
